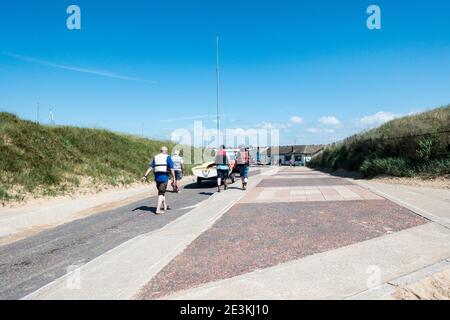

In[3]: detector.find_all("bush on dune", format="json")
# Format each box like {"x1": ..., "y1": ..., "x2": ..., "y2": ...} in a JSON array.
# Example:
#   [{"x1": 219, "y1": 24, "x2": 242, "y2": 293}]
[
  {"x1": 309, "y1": 105, "x2": 450, "y2": 178},
  {"x1": 360, "y1": 158, "x2": 414, "y2": 177}
]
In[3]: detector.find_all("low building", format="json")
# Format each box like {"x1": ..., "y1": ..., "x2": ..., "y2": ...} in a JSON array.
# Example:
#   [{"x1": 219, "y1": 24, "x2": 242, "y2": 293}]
[
  {"x1": 249, "y1": 146, "x2": 270, "y2": 164},
  {"x1": 267, "y1": 145, "x2": 324, "y2": 166}
]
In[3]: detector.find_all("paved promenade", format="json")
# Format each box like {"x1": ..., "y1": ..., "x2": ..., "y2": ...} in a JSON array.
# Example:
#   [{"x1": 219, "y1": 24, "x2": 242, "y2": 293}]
[
  {"x1": 137, "y1": 167, "x2": 450, "y2": 300},
  {"x1": 21, "y1": 167, "x2": 450, "y2": 300}
]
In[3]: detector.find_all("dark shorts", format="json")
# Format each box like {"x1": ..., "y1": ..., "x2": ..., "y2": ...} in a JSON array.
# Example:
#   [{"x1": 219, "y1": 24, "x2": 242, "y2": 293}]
[
  {"x1": 238, "y1": 165, "x2": 250, "y2": 178},
  {"x1": 156, "y1": 181, "x2": 168, "y2": 195},
  {"x1": 217, "y1": 169, "x2": 229, "y2": 180},
  {"x1": 174, "y1": 170, "x2": 183, "y2": 181}
]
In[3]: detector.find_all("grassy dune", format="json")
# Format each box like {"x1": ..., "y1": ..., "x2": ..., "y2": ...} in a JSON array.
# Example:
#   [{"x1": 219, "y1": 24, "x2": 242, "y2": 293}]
[
  {"x1": 0, "y1": 112, "x2": 194, "y2": 202},
  {"x1": 309, "y1": 105, "x2": 450, "y2": 178}
]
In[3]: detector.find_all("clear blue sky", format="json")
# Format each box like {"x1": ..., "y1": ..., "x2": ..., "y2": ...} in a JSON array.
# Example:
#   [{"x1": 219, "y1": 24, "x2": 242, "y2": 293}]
[{"x1": 1, "y1": 0, "x2": 450, "y2": 145}]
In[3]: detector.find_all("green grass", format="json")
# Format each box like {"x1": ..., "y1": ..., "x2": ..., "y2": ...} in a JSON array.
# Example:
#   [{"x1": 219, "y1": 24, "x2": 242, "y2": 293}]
[
  {"x1": 0, "y1": 112, "x2": 196, "y2": 202},
  {"x1": 0, "y1": 186, "x2": 11, "y2": 201},
  {"x1": 308, "y1": 105, "x2": 450, "y2": 178}
]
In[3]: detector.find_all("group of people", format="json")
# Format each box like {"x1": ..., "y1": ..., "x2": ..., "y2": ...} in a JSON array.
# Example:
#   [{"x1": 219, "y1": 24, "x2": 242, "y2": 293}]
[
  {"x1": 141, "y1": 145, "x2": 250, "y2": 215},
  {"x1": 214, "y1": 145, "x2": 250, "y2": 192},
  {"x1": 141, "y1": 146, "x2": 184, "y2": 215}
]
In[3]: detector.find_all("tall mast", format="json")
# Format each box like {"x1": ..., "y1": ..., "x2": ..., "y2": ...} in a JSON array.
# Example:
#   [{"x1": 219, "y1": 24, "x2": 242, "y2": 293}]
[
  {"x1": 216, "y1": 34, "x2": 220, "y2": 148},
  {"x1": 36, "y1": 102, "x2": 40, "y2": 124}
]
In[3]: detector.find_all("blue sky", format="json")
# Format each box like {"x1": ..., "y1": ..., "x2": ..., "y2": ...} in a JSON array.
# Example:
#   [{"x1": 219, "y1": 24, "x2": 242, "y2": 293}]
[{"x1": 1, "y1": 0, "x2": 450, "y2": 145}]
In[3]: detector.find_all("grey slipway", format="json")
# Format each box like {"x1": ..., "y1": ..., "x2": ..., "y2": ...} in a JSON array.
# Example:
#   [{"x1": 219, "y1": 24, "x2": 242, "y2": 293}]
[{"x1": 0, "y1": 182, "x2": 213, "y2": 299}]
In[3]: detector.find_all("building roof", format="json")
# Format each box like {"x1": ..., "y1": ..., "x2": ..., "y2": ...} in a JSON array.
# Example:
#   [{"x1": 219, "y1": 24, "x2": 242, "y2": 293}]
[{"x1": 268, "y1": 145, "x2": 325, "y2": 156}]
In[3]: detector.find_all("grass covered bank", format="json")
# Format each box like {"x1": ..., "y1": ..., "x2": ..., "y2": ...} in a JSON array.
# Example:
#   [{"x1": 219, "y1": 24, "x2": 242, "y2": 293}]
[
  {"x1": 308, "y1": 106, "x2": 450, "y2": 178},
  {"x1": 0, "y1": 112, "x2": 195, "y2": 203}
]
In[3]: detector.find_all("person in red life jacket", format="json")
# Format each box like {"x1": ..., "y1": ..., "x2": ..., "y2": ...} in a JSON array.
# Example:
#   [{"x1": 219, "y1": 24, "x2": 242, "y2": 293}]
[
  {"x1": 141, "y1": 146, "x2": 176, "y2": 215},
  {"x1": 236, "y1": 146, "x2": 251, "y2": 190},
  {"x1": 215, "y1": 145, "x2": 231, "y2": 193}
]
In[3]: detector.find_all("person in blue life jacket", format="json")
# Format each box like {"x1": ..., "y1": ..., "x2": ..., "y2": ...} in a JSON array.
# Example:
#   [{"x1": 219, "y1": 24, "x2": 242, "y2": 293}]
[{"x1": 141, "y1": 146, "x2": 176, "y2": 215}]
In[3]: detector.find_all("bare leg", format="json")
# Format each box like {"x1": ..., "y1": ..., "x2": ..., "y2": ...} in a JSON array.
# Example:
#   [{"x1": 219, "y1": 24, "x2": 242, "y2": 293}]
[
  {"x1": 163, "y1": 196, "x2": 168, "y2": 211},
  {"x1": 156, "y1": 195, "x2": 164, "y2": 214},
  {"x1": 217, "y1": 177, "x2": 221, "y2": 192}
]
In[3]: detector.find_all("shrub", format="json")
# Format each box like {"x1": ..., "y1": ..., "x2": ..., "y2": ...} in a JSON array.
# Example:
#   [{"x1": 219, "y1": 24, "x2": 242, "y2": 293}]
[
  {"x1": 416, "y1": 137, "x2": 434, "y2": 163},
  {"x1": 360, "y1": 157, "x2": 414, "y2": 178},
  {"x1": 419, "y1": 157, "x2": 450, "y2": 176},
  {"x1": 0, "y1": 186, "x2": 11, "y2": 201}
]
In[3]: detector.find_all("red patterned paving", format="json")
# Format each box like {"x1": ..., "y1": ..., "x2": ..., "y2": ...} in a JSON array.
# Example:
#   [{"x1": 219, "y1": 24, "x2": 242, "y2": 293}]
[
  {"x1": 138, "y1": 200, "x2": 426, "y2": 299},
  {"x1": 258, "y1": 177, "x2": 352, "y2": 187}
]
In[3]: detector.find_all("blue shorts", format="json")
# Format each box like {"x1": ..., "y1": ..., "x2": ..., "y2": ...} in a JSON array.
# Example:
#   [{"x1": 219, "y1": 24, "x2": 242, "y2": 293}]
[
  {"x1": 154, "y1": 172, "x2": 169, "y2": 183},
  {"x1": 239, "y1": 165, "x2": 250, "y2": 178}
]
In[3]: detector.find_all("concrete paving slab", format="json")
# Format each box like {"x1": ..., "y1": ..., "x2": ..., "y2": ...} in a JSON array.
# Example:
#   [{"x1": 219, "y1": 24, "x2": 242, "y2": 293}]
[
  {"x1": 345, "y1": 284, "x2": 397, "y2": 300},
  {"x1": 258, "y1": 178, "x2": 353, "y2": 187},
  {"x1": 388, "y1": 259, "x2": 450, "y2": 287},
  {"x1": 354, "y1": 180, "x2": 450, "y2": 228},
  {"x1": 242, "y1": 186, "x2": 382, "y2": 203},
  {"x1": 349, "y1": 260, "x2": 450, "y2": 300},
  {"x1": 264, "y1": 175, "x2": 329, "y2": 179}
]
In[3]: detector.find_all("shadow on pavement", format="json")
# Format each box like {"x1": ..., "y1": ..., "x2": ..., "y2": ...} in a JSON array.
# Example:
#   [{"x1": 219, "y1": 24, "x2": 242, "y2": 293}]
[
  {"x1": 310, "y1": 167, "x2": 364, "y2": 180},
  {"x1": 132, "y1": 206, "x2": 157, "y2": 214},
  {"x1": 183, "y1": 181, "x2": 216, "y2": 189},
  {"x1": 199, "y1": 192, "x2": 215, "y2": 196}
]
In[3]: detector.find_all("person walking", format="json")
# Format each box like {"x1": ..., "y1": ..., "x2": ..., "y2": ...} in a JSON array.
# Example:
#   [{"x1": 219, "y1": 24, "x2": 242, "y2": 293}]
[
  {"x1": 215, "y1": 145, "x2": 231, "y2": 193},
  {"x1": 141, "y1": 146, "x2": 176, "y2": 215},
  {"x1": 171, "y1": 150, "x2": 184, "y2": 193},
  {"x1": 236, "y1": 146, "x2": 250, "y2": 190}
]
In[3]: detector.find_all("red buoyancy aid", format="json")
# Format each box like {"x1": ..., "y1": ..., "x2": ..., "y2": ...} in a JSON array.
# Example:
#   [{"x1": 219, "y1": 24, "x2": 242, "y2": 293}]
[
  {"x1": 237, "y1": 151, "x2": 249, "y2": 165},
  {"x1": 215, "y1": 149, "x2": 229, "y2": 165}
]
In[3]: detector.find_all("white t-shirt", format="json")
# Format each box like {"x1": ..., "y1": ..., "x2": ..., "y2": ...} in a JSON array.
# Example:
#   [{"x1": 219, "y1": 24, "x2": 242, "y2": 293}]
[{"x1": 172, "y1": 155, "x2": 184, "y2": 171}]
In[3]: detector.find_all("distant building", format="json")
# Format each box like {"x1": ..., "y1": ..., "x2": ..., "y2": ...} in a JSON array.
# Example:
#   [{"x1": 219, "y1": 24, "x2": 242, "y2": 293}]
[
  {"x1": 249, "y1": 146, "x2": 270, "y2": 164},
  {"x1": 267, "y1": 145, "x2": 325, "y2": 166}
]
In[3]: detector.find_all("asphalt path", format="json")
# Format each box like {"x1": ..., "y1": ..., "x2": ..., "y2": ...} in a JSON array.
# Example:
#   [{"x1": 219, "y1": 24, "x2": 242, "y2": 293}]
[{"x1": 0, "y1": 180, "x2": 219, "y2": 300}]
